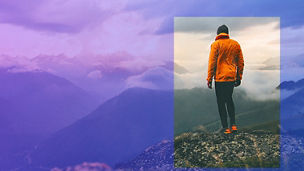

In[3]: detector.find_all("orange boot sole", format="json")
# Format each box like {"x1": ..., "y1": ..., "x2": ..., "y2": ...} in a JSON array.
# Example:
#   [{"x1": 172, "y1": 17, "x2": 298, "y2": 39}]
[
  {"x1": 224, "y1": 128, "x2": 232, "y2": 134},
  {"x1": 231, "y1": 125, "x2": 238, "y2": 133}
]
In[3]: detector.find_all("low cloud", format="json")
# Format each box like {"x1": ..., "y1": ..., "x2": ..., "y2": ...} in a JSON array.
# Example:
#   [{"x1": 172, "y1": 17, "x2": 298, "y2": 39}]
[
  {"x1": 117, "y1": 58, "x2": 165, "y2": 73},
  {"x1": 87, "y1": 70, "x2": 102, "y2": 79},
  {"x1": 241, "y1": 70, "x2": 280, "y2": 100},
  {"x1": 255, "y1": 57, "x2": 280, "y2": 70},
  {"x1": 174, "y1": 62, "x2": 280, "y2": 100},
  {"x1": 126, "y1": 66, "x2": 173, "y2": 90}
]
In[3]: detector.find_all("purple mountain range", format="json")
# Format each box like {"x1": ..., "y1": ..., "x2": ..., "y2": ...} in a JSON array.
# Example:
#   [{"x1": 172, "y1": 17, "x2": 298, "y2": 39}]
[
  {"x1": 0, "y1": 68, "x2": 98, "y2": 169},
  {"x1": 281, "y1": 80, "x2": 304, "y2": 118},
  {"x1": 277, "y1": 78, "x2": 304, "y2": 90},
  {"x1": 279, "y1": 79, "x2": 304, "y2": 133},
  {"x1": 28, "y1": 87, "x2": 173, "y2": 169},
  {"x1": 0, "y1": 68, "x2": 98, "y2": 135}
]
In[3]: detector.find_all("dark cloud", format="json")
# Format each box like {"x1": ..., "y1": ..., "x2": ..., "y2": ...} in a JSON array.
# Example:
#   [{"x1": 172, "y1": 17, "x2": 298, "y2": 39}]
[
  {"x1": 174, "y1": 17, "x2": 278, "y2": 34},
  {"x1": 125, "y1": 0, "x2": 304, "y2": 35},
  {"x1": 0, "y1": 0, "x2": 112, "y2": 33},
  {"x1": 0, "y1": 0, "x2": 42, "y2": 26},
  {"x1": 2, "y1": 0, "x2": 303, "y2": 34},
  {"x1": 174, "y1": 62, "x2": 188, "y2": 74}
]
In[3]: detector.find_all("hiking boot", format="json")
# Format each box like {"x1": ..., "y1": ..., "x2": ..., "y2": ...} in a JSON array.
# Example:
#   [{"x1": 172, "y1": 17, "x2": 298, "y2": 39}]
[
  {"x1": 216, "y1": 128, "x2": 232, "y2": 134},
  {"x1": 224, "y1": 128, "x2": 232, "y2": 134},
  {"x1": 231, "y1": 125, "x2": 238, "y2": 133}
]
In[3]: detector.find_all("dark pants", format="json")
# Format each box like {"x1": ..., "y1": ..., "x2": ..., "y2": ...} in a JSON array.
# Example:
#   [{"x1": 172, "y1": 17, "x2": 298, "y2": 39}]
[{"x1": 215, "y1": 81, "x2": 236, "y2": 129}]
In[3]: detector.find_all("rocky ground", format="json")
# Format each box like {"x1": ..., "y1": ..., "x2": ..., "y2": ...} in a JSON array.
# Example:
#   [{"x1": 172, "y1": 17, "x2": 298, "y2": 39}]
[
  {"x1": 174, "y1": 130, "x2": 280, "y2": 168},
  {"x1": 52, "y1": 131, "x2": 304, "y2": 170},
  {"x1": 115, "y1": 140, "x2": 174, "y2": 171},
  {"x1": 51, "y1": 162, "x2": 112, "y2": 171},
  {"x1": 116, "y1": 131, "x2": 303, "y2": 170}
]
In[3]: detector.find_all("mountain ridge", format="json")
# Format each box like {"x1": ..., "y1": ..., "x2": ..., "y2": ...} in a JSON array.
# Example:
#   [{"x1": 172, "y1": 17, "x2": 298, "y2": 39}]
[{"x1": 29, "y1": 87, "x2": 174, "y2": 169}]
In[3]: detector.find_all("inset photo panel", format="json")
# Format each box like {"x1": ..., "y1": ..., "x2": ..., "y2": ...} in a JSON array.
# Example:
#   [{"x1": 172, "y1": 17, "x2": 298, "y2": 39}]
[{"x1": 174, "y1": 17, "x2": 280, "y2": 168}]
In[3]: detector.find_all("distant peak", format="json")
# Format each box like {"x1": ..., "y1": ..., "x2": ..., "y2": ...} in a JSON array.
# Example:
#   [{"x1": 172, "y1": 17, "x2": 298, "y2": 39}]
[{"x1": 278, "y1": 78, "x2": 304, "y2": 90}]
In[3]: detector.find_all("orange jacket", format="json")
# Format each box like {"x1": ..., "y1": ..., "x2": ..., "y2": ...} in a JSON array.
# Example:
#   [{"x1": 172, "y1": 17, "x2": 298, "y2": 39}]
[{"x1": 207, "y1": 33, "x2": 244, "y2": 82}]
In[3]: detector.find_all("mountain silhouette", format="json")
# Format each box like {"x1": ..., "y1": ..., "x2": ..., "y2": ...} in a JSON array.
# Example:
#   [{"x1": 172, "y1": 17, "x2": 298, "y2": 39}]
[
  {"x1": 277, "y1": 78, "x2": 304, "y2": 132},
  {"x1": 282, "y1": 87, "x2": 304, "y2": 118},
  {"x1": 281, "y1": 88, "x2": 304, "y2": 133},
  {"x1": 115, "y1": 140, "x2": 173, "y2": 170},
  {"x1": 0, "y1": 68, "x2": 97, "y2": 135},
  {"x1": 277, "y1": 78, "x2": 304, "y2": 90},
  {"x1": 29, "y1": 87, "x2": 173, "y2": 169},
  {"x1": 0, "y1": 68, "x2": 98, "y2": 170}
]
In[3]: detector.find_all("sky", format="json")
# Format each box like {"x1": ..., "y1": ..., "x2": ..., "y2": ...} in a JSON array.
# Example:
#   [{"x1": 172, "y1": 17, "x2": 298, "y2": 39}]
[
  {"x1": 174, "y1": 17, "x2": 280, "y2": 99},
  {"x1": 0, "y1": 0, "x2": 303, "y2": 98},
  {"x1": 0, "y1": 0, "x2": 170, "y2": 60}
]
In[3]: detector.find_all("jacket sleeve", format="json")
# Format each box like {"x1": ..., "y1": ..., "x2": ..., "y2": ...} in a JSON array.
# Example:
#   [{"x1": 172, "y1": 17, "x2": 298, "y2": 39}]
[
  {"x1": 236, "y1": 44, "x2": 244, "y2": 80},
  {"x1": 206, "y1": 42, "x2": 218, "y2": 82}
]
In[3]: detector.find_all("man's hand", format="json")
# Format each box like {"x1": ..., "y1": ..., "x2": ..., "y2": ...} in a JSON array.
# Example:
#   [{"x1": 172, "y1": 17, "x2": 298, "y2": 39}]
[
  {"x1": 234, "y1": 80, "x2": 241, "y2": 87},
  {"x1": 207, "y1": 81, "x2": 212, "y2": 89}
]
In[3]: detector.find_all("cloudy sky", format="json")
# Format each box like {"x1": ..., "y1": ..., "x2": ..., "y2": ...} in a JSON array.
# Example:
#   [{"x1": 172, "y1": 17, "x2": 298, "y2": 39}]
[
  {"x1": 0, "y1": 0, "x2": 303, "y2": 99},
  {"x1": 0, "y1": 0, "x2": 170, "y2": 61},
  {"x1": 174, "y1": 17, "x2": 280, "y2": 99}
]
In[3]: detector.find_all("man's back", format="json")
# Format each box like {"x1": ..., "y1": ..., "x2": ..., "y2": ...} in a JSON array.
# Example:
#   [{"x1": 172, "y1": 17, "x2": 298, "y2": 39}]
[{"x1": 207, "y1": 33, "x2": 244, "y2": 83}]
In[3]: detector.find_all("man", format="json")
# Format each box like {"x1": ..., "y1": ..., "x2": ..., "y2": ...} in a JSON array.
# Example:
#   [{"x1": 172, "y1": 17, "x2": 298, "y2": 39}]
[{"x1": 206, "y1": 25, "x2": 244, "y2": 134}]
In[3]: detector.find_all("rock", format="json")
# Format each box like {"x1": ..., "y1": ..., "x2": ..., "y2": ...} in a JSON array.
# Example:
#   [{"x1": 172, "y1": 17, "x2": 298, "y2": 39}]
[
  {"x1": 51, "y1": 162, "x2": 112, "y2": 171},
  {"x1": 113, "y1": 131, "x2": 304, "y2": 170},
  {"x1": 174, "y1": 131, "x2": 280, "y2": 168}
]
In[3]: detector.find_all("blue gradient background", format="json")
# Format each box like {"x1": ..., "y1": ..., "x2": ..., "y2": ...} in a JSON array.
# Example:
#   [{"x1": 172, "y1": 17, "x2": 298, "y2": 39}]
[{"x1": 0, "y1": 0, "x2": 303, "y2": 170}]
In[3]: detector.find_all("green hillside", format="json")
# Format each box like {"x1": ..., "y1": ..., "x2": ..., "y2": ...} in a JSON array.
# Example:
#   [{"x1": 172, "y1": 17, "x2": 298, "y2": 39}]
[
  {"x1": 243, "y1": 120, "x2": 280, "y2": 134},
  {"x1": 174, "y1": 88, "x2": 279, "y2": 136}
]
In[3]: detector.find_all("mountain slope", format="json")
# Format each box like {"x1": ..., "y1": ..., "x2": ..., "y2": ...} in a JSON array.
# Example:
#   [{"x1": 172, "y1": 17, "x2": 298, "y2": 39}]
[
  {"x1": 115, "y1": 140, "x2": 174, "y2": 170},
  {"x1": 174, "y1": 88, "x2": 280, "y2": 135},
  {"x1": 204, "y1": 103, "x2": 280, "y2": 133},
  {"x1": 29, "y1": 88, "x2": 173, "y2": 169},
  {"x1": 0, "y1": 68, "x2": 98, "y2": 170},
  {"x1": 0, "y1": 68, "x2": 98, "y2": 135},
  {"x1": 281, "y1": 87, "x2": 304, "y2": 118},
  {"x1": 275, "y1": 78, "x2": 304, "y2": 131}
]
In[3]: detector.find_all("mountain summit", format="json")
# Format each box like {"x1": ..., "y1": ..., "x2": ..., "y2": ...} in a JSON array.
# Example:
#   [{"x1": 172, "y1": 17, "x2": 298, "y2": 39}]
[{"x1": 174, "y1": 131, "x2": 280, "y2": 168}]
